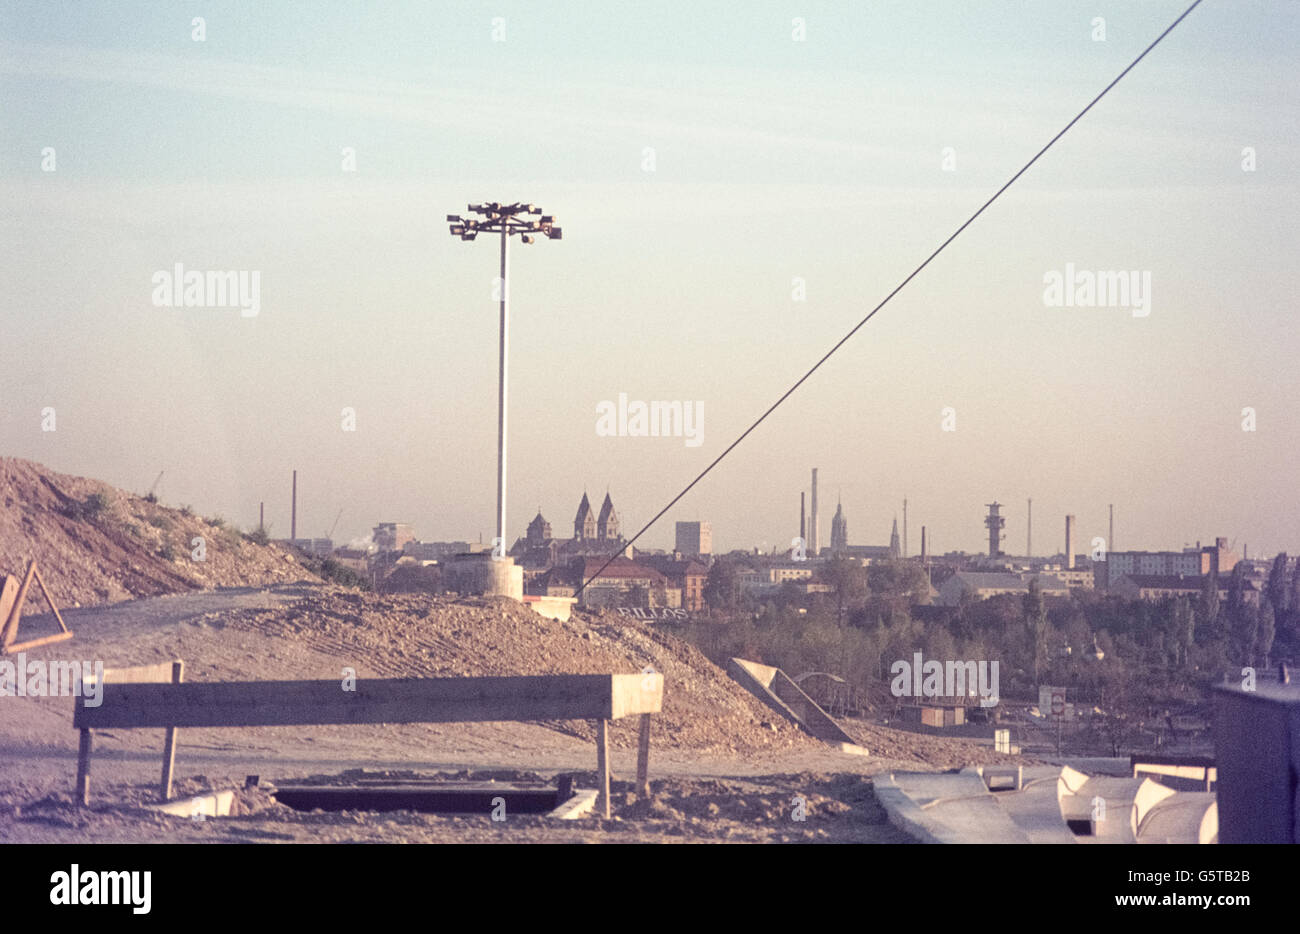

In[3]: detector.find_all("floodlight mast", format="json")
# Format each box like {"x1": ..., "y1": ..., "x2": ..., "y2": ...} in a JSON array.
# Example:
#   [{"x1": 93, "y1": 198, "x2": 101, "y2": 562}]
[{"x1": 446, "y1": 202, "x2": 562, "y2": 560}]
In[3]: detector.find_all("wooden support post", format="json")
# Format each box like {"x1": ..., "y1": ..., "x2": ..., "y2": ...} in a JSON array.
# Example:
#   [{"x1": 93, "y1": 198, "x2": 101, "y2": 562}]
[
  {"x1": 635, "y1": 713, "x2": 651, "y2": 798},
  {"x1": 595, "y1": 718, "x2": 610, "y2": 820},
  {"x1": 159, "y1": 660, "x2": 184, "y2": 800},
  {"x1": 30, "y1": 564, "x2": 70, "y2": 634},
  {"x1": 1, "y1": 562, "x2": 36, "y2": 649},
  {"x1": 0, "y1": 576, "x2": 18, "y2": 635},
  {"x1": 75, "y1": 729, "x2": 93, "y2": 807}
]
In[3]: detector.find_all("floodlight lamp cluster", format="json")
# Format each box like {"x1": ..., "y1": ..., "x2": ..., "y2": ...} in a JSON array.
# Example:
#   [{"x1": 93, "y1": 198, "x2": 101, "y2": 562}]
[{"x1": 446, "y1": 201, "x2": 562, "y2": 243}]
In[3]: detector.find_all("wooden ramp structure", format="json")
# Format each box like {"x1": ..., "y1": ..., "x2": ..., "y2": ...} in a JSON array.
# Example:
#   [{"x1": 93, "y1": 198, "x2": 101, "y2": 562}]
[
  {"x1": 74, "y1": 672, "x2": 664, "y2": 818},
  {"x1": 1, "y1": 559, "x2": 73, "y2": 654}
]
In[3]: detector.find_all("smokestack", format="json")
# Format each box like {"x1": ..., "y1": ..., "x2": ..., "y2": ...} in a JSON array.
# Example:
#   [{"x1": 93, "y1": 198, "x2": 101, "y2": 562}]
[
  {"x1": 291, "y1": 470, "x2": 297, "y2": 541},
  {"x1": 1109, "y1": 504, "x2": 1114, "y2": 553},
  {"x1": 903, "y1": 498, "x2": 908, "y2": 558},
  {"x1": 1027, "y1": 498, "x2": 1032, "y2": 557},
  {"x1": 800, "y1": 492, "x2": 806, "y2": 544},
  {"x1": 810, "y1": 468, "x2": 819, "y2": 557},
  {"x1": 921, "y1": 526, "x2": 927, "y2": 562},
  {"x1": 1065, "y1": 515, "x2": 1075, "y2": 569},
  {"x1": 259, "y1": 501, "x2": 264, "y2": 533}
]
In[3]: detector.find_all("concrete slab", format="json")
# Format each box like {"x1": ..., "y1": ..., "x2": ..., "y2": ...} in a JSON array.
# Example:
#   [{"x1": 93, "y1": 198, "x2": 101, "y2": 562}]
[
  {"x1": 876, "y1": 771, "x2": 1031, "y2": 844},
  {"x1": 150, "y1": 790, "x2": 235, "y2": 819},
  {"x1": 726, "y1": 658, "x2": 860, "y2": 748},
  {"x1": 1137, "y1": 793, "x2": 1217, "y2": 844},
  {"x1": 548, "y1": 788, "x2": 599, "y2": 820}
]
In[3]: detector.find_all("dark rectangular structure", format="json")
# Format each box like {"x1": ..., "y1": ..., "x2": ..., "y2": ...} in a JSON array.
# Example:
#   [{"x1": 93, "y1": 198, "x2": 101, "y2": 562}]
[{"x1": 1212, "y1": 679, "x2": 1300, "y2": 843}]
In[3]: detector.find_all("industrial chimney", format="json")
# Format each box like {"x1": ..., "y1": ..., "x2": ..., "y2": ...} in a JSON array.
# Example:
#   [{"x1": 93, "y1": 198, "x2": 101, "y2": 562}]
[
  {"x1": 1065, "y1": 515, "x2": 1076, "y2": 570},
  {"x1": 291, "y1": 470, "x2": 297, "y2": 541},
  {"x1": 810, "y1": 468, "x2": 819, "y2": 557}
]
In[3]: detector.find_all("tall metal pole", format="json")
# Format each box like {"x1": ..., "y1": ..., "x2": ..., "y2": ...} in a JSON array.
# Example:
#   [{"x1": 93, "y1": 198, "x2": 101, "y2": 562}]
[
  {"x1": 446, "y1": 202, "x2": 561, "y2": 570},
  {"x1": 496, "y1": 225, "x2": 509, "y2": 554}
]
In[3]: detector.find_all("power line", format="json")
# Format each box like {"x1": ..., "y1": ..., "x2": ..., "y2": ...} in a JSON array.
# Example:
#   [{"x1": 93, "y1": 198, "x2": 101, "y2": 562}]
[{"x1": 576, "y1": 0, "x2": 1204, "y2": 599}]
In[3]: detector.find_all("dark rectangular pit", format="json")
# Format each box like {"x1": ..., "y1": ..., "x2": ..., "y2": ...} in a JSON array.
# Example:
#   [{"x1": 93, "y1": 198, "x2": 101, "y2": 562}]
[{"x1": 273, "y1": 781, "x2": 567, "y2": 815}]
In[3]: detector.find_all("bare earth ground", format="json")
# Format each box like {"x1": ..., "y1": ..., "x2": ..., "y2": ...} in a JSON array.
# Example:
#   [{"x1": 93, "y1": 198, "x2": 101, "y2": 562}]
[{"x1": 0, "y1": 585, "x2": 1024, "y2": 843}]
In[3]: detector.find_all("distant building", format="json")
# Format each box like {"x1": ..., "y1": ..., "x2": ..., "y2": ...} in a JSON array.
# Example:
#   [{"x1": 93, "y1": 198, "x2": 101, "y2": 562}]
[
  {"x1": 1110, "y1": 573, "x2": 1259, "y2": 606},
  {"x1": 889, "y1": 518, "x2": 901, "y2": 559},
  {"x1": 403, "y1": 540, "x2": 482, "y2": 560},
  {"x1": 373, "y1": 523, "x2": 415, "y2": 552},
  {"x1": 984, "y1": 502, "x2": 1006, "y2": 557},
  {"x1": 937, "y1": 571, "x2": 1069, "y2": 607},
  {"x1": 596, "y1": 493, "x2": 619, "y2": 541},
  {"x1": 639, "y1": 555, "x2": 709, "y2": 612},
  {"x1": 568, "y1": 557, "x2": 673, "y2": 609},
  {"x1": 830, "y1": 500, "x2": 848, "y2": 554},
  {"x1": 512, "y1": 492, "x2": 629, "y2": 568},
  {"x1": 287, "y1": 538, "x2": 334, "y2": 557},
  {"x1": 842, "y1": 544, "x2": 894, "y2": 564},
  {"x1": 1099, "y1": 538, "x2": 1239, "y2": 589},
  {"x1": 574, "y1": 494, "x2": 597, "y2": 540},
  {"x1": 526, "y1": 510, "x2": 552, "y2": 545},
  {"x1": 675, "y1": 521, "x2": 712, "y2": 557},
  {"x1": 333, "y1": 547, "x2": 369, "y2": 572}
]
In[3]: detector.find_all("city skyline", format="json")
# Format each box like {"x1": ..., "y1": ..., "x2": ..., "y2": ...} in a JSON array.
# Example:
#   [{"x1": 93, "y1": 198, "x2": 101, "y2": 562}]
[{"x1": 2, "y1": 1, "x2": 1297, "y2": 556}]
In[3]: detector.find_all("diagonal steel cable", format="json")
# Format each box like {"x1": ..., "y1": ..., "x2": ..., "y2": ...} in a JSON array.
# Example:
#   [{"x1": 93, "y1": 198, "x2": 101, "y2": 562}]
[{"x1": 577, "y1": 0, "x2": 1204, "y2": 598}]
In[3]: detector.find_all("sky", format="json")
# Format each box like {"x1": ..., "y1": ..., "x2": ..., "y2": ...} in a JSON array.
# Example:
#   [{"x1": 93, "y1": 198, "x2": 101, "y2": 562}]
[{"x1": 1, "y1": 0, "x2": 1297, "y2": 557}]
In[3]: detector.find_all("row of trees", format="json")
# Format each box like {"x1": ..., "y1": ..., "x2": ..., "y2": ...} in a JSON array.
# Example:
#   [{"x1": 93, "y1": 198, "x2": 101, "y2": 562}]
[{"x1": 687, "y1": 555, "x2": 1298, "y2": 714}]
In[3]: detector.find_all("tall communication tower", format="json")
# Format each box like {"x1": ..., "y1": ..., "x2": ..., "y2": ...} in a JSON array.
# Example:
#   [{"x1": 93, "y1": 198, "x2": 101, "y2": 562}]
[{"x1": 984, "y1": 502, "x2": 1006, "y2": 557}]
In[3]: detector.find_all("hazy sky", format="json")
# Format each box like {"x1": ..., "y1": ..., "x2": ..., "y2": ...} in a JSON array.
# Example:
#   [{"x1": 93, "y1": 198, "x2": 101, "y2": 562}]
[{"x1": 2, "y1": 1, "x2": 1297, "y2": 557}]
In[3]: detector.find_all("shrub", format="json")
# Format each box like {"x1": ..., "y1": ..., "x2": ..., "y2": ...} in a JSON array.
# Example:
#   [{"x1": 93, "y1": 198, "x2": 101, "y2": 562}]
[
  {"x1": 245, "y1": 527, "x2": 270, "y2": 546},
  {"x1": 64, "y1": 491, "x2": 111, "y2": 521},
  {"x1": 314, "y1": 557, "x2": 371, "y2": 591}
]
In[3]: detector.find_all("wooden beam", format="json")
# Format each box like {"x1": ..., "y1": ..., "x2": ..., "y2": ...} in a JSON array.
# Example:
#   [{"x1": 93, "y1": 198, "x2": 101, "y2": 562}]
[
  {"x1": 30, "y1": 564, "x2": 70, "y2": 633},
  {"x1": 159, "y1": 660, "x2": 184, "y2": 801},
  {"x1": 635, "y1": 713, "x2": 651, "y2": 798},
  {"x1": 101, "y1": 661, "x2": 183, "y2": 685},
  {"x1": 611, "y1": 672, "x2": 663, "y2": 719},
  {"x1": 595, "y1": 718, "x2": 610, "y2": 820},
  {"x1": 1, "y1": 562, "x2": 36, "y2": 651},
  {"x1": 0, "y1": 576, "x2": 17, "y2": 635},
  {"x1": 75, "y1": 729, "x2": 93, "y2": 807},
  {"x1": 5, "y1": 631, "x2": 74, "y2": 653},
  {"x1": 75, "y1": 673, "x2": 664, "y2": 730}
]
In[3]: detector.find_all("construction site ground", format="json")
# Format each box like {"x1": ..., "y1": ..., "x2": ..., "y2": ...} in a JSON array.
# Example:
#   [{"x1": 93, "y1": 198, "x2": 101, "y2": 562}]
[{"x1": 0, "y1": 583, "x2": 1032, "y2": 844}]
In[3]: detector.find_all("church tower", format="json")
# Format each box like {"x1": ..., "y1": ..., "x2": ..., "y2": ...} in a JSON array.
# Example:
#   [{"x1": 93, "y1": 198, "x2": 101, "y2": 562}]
[
  {"x1": 574, "y1": 493, "x2": 596, "y2": 540},
  {"x1": 597, "y1": 492, "x2": 620, "y2": 541},
  {"x1": 526, "y1": 509, "x2": 551, "y2": 545},
  {"x1": 830, "y1": 498, "x2": 848, "y2": 554},
  {"x1": 889, "y1": 517, "x2": 901, "y2": 559}
]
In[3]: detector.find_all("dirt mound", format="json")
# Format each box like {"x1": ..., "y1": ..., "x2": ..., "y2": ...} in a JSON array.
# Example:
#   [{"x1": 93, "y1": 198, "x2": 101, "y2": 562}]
[
  {"x1": 0, "y1": 457, "x2": 317, "y2": 611},
  {"x1": 216, "y1": 589, "x2": 823, "y2": 756}
]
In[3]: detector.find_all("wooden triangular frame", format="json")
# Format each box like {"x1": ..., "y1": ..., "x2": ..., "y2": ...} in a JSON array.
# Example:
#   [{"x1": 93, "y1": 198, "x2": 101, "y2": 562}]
[{"x1": 1, "y1": 559, "x2": 74, "y2": 654}]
